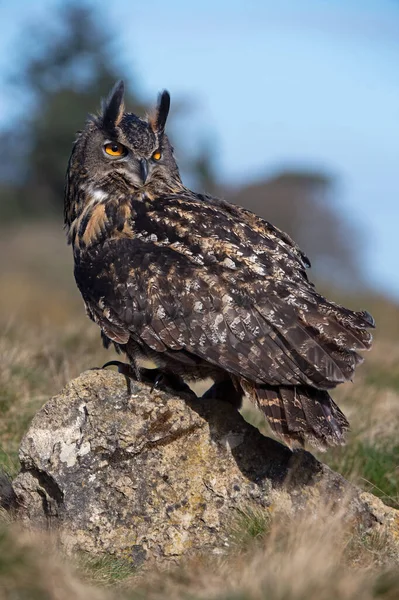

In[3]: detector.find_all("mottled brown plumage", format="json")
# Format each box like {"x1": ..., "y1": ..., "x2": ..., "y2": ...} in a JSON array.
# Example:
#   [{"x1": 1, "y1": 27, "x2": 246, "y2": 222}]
[{"x1": 64, "y1": 81, "x2": 375, "y2": 451}]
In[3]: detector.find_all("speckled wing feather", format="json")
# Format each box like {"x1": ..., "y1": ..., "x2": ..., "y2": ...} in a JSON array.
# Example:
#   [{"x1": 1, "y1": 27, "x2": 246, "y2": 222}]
[{"x1": 74, "y1": 191, "x2": 374, "y2": 390}]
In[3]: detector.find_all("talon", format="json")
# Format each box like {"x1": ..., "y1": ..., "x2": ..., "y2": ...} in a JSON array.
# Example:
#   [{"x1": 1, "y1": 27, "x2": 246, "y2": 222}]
[
  {"x1": 100, "y1": 362, "x2": 195, "y2": 399},
  {"x1": 90, "y1": 361, "x2": 125, "y2": 372},
  {"x1": 150, "y1": 373, "x2": 164, "y2": 393},
  {"x1": 102, "y1": 360, "x2": 126, "y2": 371},
  {"x1": 102, "y1": 361, "x2": 137, "y2": 379}
]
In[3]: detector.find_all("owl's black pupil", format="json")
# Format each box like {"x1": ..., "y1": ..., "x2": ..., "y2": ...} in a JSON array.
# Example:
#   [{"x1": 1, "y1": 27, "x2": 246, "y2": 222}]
[{"x1": 111, "y1": 144, "x2": 119, "y2": 152}]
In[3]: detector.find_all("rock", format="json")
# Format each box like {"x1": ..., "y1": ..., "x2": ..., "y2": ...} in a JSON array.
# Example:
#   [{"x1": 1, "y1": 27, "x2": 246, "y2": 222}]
[
  {"x1": 9, "y1": 370, "x2": 399, "y2": 566},
  {"x1": 0, "y1": 471, "x2": 16, "y2": 511}
]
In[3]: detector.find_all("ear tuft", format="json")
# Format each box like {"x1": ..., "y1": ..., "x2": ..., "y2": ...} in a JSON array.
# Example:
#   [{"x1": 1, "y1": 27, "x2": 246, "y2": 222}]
[
  {"x1": 154, "y1": 90, "x2": 170, "y2": 133},
  {"x1": 101, "y1": 80, "x2": 125, "y2": 130}
]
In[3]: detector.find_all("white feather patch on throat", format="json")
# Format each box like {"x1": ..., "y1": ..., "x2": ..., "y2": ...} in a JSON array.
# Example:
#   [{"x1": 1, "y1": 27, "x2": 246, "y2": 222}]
[
  {"x1": 68, "y1": 186, "x2": 109, "y2": 243},
  {"x1": 90, "y1": 187, "x2": 109, "y2": 203}
]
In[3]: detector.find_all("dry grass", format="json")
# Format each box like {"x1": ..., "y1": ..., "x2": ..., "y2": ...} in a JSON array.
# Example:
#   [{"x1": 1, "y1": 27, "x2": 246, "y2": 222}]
[
  {"x1": 1, "y1": 222, "x2": 399, "y2": 599},
  {"x1": 126, "y1": 509, "x2": 398, "y2": 600},
  {"x1": 1, "y1": 506, "x2": 399, "y2": 600}
]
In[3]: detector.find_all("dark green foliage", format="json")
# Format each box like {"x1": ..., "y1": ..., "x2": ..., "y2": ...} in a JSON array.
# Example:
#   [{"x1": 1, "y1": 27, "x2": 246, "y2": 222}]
[
  {"x1": 77, "y1": 553, "x2": 135, "y2": 585},
  {"x1": 230, "y1": 507, "x2": 271, "y2": 548},
  {"x1": 0, "y1": 449, "x2": 19, "y2": 479},
  {"x1": 326, "y1": 441, "x2": 399, "y2": 509}
]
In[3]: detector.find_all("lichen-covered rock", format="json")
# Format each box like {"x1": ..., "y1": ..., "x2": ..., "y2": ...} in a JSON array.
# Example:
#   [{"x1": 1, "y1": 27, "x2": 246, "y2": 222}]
[{"x1": 10, "y1": 370, "x2": 399, "y2": 566}]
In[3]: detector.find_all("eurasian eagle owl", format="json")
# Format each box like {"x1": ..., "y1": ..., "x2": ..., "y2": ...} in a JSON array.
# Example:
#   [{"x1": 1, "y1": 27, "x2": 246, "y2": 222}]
[{"x1": 64, "y1": 81, "x2": 374, "y2": 450}]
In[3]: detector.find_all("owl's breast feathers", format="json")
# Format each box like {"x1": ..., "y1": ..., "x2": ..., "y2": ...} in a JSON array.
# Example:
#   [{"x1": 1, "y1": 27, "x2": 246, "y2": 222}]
[{"x1": 74, "y1": 191, "x2": 374, "y2": 388}]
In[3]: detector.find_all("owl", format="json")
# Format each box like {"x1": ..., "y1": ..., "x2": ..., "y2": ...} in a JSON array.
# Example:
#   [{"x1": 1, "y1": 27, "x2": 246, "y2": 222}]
[{"x1": 64, "y1": 81, "x2": 374, "y2": 451}]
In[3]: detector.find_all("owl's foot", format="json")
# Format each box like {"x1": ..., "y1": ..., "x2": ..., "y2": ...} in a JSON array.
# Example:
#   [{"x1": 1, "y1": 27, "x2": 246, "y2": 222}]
[
  {"x1": 202, "y1": 378, "x2": 243, "y2": 409},
  {"x1": 101, "y1": 361, "x2": 195, "y2": 399},
  {"x1": 101, "y1": 360, "x2": 138, "y2": 378},
  {"x1": 149, "y1": 370, "x2": 196, "y2": 399}
]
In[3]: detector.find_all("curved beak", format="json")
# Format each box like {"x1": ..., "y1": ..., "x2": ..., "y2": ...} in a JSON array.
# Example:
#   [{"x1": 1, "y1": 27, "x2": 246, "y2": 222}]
[{"x1": 139, "y1": 158, "x2": 149, "y2": 184}]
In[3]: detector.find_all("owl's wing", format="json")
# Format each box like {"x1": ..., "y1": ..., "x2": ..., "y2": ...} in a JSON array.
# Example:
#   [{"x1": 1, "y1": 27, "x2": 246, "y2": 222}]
[
  {"x1": 75, "y1": 195, "x2": 373, "y2": 389},
  {"x1": 200, "y1": 192, "x2": 313, "y2": 271}
]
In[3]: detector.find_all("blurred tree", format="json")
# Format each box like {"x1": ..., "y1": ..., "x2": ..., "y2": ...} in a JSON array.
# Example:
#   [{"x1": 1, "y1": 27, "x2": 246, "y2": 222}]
[
  {"x1": 0, "y1": 2, "x2": 365, "y2": 292},
  {"x1": 0, "y1": 2, "x2": 213, "y2": 219},
  {"x1": 227, "y1": 171, "x2": 362, "y2": 286},
  {"x1": 0, "y1": 4, "x2": 132, "y2": 217}
]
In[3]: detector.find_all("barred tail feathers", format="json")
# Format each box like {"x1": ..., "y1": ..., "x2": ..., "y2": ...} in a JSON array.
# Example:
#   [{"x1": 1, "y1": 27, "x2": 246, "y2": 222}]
[{"x1": 244, "y1": 382, "x2": 349, "y2": 451}]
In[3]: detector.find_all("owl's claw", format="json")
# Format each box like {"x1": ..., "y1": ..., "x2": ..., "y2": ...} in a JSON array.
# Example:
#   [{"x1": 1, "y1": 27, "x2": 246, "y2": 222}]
[
  {"x1": 101, "y1": 360, "x2": 137, "y2": 378},
  {"x1": 101, "y1": 361, "x2": 196, "y2": 399},
  {"x1": 150, "y1": 371, "x2": 195, "y2": 398}
]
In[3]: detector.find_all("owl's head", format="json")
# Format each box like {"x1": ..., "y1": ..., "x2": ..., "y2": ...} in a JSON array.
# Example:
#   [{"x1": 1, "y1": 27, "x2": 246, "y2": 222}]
[{"x1": 65, "y1": 81, "x2": 183, "y2": 227}]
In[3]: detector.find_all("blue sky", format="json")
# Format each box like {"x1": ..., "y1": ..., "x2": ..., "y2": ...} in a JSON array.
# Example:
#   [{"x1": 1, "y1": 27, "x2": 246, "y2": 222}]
[{"x1": 1, "y1": 0, "x2": 398, "y2": 299}]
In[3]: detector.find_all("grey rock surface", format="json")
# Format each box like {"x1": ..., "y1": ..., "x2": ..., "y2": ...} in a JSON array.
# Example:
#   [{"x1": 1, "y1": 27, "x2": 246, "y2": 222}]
[{"x1": 8, "y1": 370, "x2": 399, "y2": 566}]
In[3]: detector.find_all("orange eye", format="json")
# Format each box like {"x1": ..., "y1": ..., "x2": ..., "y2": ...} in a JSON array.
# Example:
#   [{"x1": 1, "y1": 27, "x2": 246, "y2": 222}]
[
  {"x1": 104, "y1": 142, "x2": 126, "y2": 157},
  {"x1": 152, "y1": 150, "x2": 162, "y2": 161}
]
